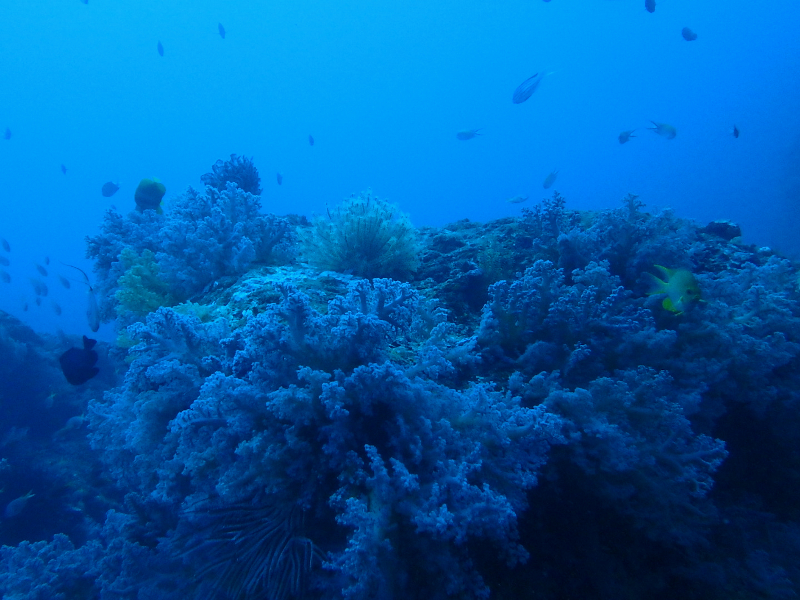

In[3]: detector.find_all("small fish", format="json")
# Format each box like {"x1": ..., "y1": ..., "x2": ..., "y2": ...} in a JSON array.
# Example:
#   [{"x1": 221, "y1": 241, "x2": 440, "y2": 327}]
[
  {"x1": 3, "y1": 128, "x2": 10, "y2": 140},
  {"x1": 648, "y1": 121, "x2": 677, "y2": 139},
  {"x1": 618, "y1": 130, "x2": 636, "y2": 144},
  {"x1": 52, "y1": 301, "x2": 62, "y2": 316},
  {"x1": 732, "y1": 125, "x2": 739, "y2": 138},
  {"x1": 59, "y1": 275, "x2": 71, "y2": 289},
  {"x1": 218, "y1": 23, "x2": 226, "y2": 39},
  {"x1": 308, "y1": 134, "x2": 314, "y2": 146},
  {"x1": 59, "y1": 336, "x2": 99, "y2": 385},
  {"x1": 21, "y1": 301, "x2": 28, "y2": 312},
  {"x1": 681, "y1": 27, "x2": 698, "y2": 41},
  {"x1": 0, "y1": 256, "x2": 9, "y2": 266},
  {"x1": 507, "y1": 195, "x2": 529, "y2": 204},
  {"x1": 542, "y1": 169, "x2": 559, "y2": 189},
  {"x1": 61, "y1": 164, "x2": 67, "y2": 175},
  {"x1": 157, "y1": 41, "x2": 164, "y2": 56},
  {"x1": 35, "y1": 264, "x2": 48, "y2": 277},
  {"x1": 647, "y1": 265, "x2": 701, "y2": 314},
  {"x1": 512, "y1": 72, "x2": 546, "y2": 104},
  {"x1": 101, "y1": 181, "x2": 120, "y2": 197},
  {"x1": 644, "y1": 0, "x2": 655, "y2": 12},
  {"x1": 30, "y1": 279, "x2": 48, "y2": 296},
  {"x1": 80, "y1": 0, "x2": 88, "y2": 4},
  {"x1": 35, "y1": 297, "x2": 42, "y2": 307},
  {"x1": 276, "y1": 172, "x2": 283, "y2": 185},
  {"x1": 1, "y1": 238, "x2": 9, "y2": 252},
  {"x1": 456, "y1": 129, "x2": 482, "y2": 141},
  {"x1": 0, "y1": 270, "x2": 9, "y2": 284},
  {"x1": 44, "y1": 256, "x2": 50, "y2": 266},
  {"x1": 4, "y1": 491, "x2": 34, "y2": 519}
]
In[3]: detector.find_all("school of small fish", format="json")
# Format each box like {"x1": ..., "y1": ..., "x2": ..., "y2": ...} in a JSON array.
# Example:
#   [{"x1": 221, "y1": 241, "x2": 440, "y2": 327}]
[{"x1": 451, "y1": 1, "x2": 736, "y2": 206}]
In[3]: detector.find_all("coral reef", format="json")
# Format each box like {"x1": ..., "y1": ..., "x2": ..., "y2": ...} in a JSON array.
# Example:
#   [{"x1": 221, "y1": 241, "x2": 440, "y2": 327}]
[{"x1": 4, "y1": 177, "x2": 800, "y2": 599}]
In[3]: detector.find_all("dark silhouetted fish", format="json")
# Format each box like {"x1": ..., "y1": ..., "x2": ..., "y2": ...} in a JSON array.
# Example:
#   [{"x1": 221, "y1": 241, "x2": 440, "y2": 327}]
[
  {"x1": 276, "y1": 172, "x2": 283, "y2": 185},
  {"x1": 44, "y1": 256, "x2": 50, "y2": 266},
  {"x1": 543, "y1": 169, "x2": 559, "y2": 189},
  {"x1": 52, "y1": 301, "x2": 62, "y2": 316},
  {"x1": 0, "y1": 270, "x2": 9, "y2": 283},
  {"x1": 58, "y1": 275, "x2": 71, "y2": 289},
  {"x1": 681, "y1": 27, "x2": 697, "y2": 41},
  {"x1": 59, "y1": 336, "x2": 99, "y2": 385},
  {"x1": 0, "y1": 256, "x2": 9, "y2": 266},
  {"x1": 512, "y1": 72, "x2": 546, "y2": 104},
  {"x1": 35, "y1": 264, "x2": 48, "y2": 277},
  {"x1": 732, "y1": 125, "x2": 739, "y2": 138},
  {"x1": 308, "y1": 134, "x2": 314, "y2": 146},
  {"x1": 101, "y1": 181, "x2": 120, "y2": 197},
  {"x1": 618, "y1": 130, "x2": 636, "y2": 144},
  {"x1": 507, "y1": 195, "x2": 529, "y2": 204},
  {"x1": 3, "y1": 128, "x2": 10, "y2": 140},
  {"x1": 218, "y1": 23, "x2": 226, "y2": 39},
  {"x1": 61, "y1": 164, "x2": 67, "y2": 174},
  {"x1": 1, "y1": 238, "x2": 9, "y2": 252},
  {"x1": 456, "y1": 129, "x2": 482, "y2": 140},
  {"x1": 157, "y1": 41, "x2": 164, "y2": 56},
  {"x1": 645, "y1": 0, "x2": 655, "y2": 12}
]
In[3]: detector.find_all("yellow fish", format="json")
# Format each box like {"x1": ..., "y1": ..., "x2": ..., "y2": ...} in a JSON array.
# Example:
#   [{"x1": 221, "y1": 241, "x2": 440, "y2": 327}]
[{"x1": 647, "y1": 265, "x2": 701, "y2": 314}]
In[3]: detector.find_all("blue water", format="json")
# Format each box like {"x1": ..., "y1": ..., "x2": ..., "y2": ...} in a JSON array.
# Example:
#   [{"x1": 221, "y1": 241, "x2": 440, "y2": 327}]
[{"x1": 1, "y1": 0, "x2": 798, "y2": 337}]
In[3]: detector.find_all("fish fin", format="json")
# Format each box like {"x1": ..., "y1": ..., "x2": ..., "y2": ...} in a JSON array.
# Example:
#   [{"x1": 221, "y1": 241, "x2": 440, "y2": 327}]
[
  {"x1": 654, "y1": 264, "x2": 674, "y2": 277},
  {"x1": 662, "y1": 298, "x2": 681, "y2": 314},
  {"x1": 645, "y1": 271, "x2": 668, "y2": 295}
]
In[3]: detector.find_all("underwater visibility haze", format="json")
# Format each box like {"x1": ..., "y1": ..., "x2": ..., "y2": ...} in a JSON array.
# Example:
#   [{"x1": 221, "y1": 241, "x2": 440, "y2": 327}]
[{"x1": 1, "y1": 0, "x2": 800, "y2": 598}]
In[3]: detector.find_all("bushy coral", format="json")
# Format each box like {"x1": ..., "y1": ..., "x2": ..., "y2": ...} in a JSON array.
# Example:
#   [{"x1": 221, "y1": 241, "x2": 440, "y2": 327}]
[
  {"x1": 301, "y1": 191, "x2": 420, "y2": 280},
  {"x1": 200, "y1": 153, "x2": 262, "y2": 196},
  {"x1": 86, "y1": 176, "x2": 294, "y2": 320},
  {"x1": 82, "y1": 279, "x2": 561, "y2": 599}
]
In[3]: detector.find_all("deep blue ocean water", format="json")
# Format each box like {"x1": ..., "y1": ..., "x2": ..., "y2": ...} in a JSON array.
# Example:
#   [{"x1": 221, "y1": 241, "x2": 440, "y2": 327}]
[{"x1": 1, "y1": 0, "x2": 798, "y2": 337}]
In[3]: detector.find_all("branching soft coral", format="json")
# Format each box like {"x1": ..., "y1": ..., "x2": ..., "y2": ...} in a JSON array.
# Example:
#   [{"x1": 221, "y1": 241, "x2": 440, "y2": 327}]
[
  {"x1": 86, "y1": 176, "x2": 294, "y2": 319},
  {"x1": 200, "y1": 153, "x2": 262, "y2": 196}
]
